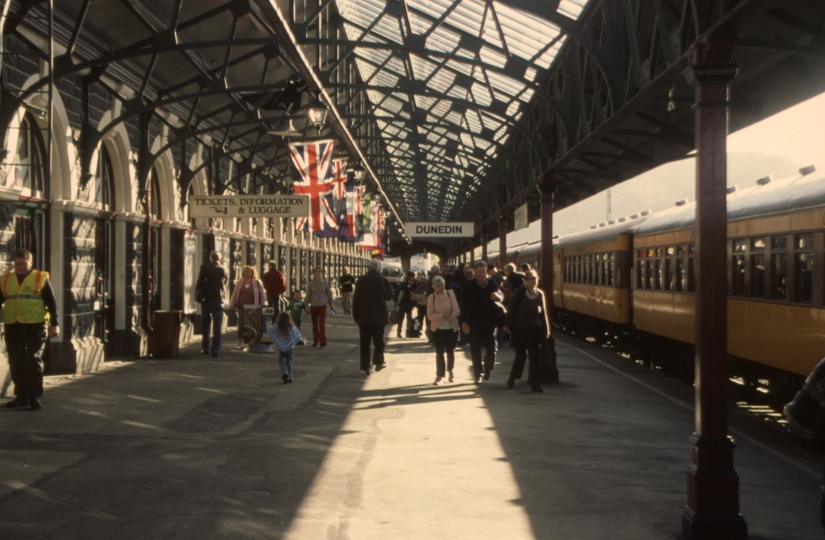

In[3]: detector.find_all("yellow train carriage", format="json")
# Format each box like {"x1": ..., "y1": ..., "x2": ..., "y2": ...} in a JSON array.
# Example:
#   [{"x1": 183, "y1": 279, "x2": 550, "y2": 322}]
[
  {"x1": 554, "y1": 218, "x2": 645, "y2": 325},
  {"x1": 632, "y1": 167, "x2": 825, "y2": 377}
]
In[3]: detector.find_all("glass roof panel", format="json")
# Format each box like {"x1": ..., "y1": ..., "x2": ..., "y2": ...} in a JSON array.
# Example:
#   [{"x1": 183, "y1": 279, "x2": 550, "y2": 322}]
[{"x1": 330, "y1": 0, "x2": 595, "y2": 223}]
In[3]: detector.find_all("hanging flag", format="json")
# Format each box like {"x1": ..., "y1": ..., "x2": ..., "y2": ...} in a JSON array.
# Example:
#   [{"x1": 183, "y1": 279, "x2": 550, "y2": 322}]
[
  {"x1": 317, "y1": 164, "x2": 353, "y2": 238},
  {"x1": 360, "y1": 202, "x2": 384, "y2": 252},
  {"x1": 342, "y1": 183, "x2": 364, "y2": 242},
  {"x1": 290, "y1": 140, "x2": 336, "y2": 233}
]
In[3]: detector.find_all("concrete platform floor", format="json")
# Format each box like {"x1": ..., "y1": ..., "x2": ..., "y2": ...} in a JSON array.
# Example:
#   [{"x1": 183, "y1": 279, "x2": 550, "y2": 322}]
[{"x1": 0, "y1": 314, "x2": 822, "y2": 539}]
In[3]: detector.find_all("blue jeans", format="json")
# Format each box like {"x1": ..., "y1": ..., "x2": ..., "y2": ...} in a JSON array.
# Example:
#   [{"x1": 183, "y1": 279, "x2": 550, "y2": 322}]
[
  {"x1": 279, "y1": 349, "x2": 293, "y2": 380},
  {"x1": 201, "y1": 301, "x2": 224, "y2": 355}
]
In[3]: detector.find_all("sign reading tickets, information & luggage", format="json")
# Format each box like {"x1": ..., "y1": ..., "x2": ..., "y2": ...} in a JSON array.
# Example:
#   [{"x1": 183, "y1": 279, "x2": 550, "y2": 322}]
[{"x1": 189, "y1": 195, "x2": 309, "y2": 219}]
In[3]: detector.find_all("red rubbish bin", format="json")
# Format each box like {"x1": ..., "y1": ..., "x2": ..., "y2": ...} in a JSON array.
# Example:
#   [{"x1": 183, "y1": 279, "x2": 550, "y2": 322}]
[{"x1": 149, "y1": 310, "x2": 183, "y2": 358}]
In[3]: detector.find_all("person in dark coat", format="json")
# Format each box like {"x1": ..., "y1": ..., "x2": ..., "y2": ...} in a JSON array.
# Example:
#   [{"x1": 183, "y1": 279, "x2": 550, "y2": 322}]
[
  {"x1": 459, "y1": 260, "x2": 503, "y2": 384},
  {"x1": 197, "y1": 251, "x2": 228, "y2": 357},
  {"x1": 352, "y1": 259, "x2": 393, "y2": 375}
]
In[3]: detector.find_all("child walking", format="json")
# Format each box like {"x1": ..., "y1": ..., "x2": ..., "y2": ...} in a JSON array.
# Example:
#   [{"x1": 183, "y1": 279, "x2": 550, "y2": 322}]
[
  {"x1": 267, "y1": 311, "x2": 305, "y2": 384},
  {"x1": 287, "y1": 289, "x2": 307, "y2": 329}
]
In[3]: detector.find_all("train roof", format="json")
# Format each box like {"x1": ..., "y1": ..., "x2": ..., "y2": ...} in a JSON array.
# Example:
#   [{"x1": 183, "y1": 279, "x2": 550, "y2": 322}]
[
  {"x1": 635, "y1": 166, "x2": 822, "y2": 237},
  {"x1": 554, "y1": 214, "x2": 649, "y2": 250}
]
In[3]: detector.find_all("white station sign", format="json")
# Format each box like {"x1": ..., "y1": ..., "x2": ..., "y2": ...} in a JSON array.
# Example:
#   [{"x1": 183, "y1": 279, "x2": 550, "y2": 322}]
[
  {"x1": 189, "y1": 195, "x2": 309, "y2": 219},
  {"x1": 406, "y1": 222, "x2": 475, "y2": 238}
]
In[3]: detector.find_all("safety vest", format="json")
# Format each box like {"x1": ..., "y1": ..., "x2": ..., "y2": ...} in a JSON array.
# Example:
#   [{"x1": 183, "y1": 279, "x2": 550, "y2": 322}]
[{"x1": 1, "y1": 270, "x2": 49, "y2": 325}]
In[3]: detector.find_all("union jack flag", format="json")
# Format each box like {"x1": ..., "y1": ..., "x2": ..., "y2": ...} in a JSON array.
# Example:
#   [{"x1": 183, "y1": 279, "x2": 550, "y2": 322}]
[
  {"x1": 290, "y1": 140, "x2": 336, "y2": 233},
  {"x1": 329, "y1": 159, "x2": 348, "y2": 200}
]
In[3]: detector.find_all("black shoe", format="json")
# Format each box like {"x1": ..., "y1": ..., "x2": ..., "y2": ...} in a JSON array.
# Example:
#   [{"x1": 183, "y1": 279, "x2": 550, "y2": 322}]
[
  {"x1": 200, "y1": 350, "x2": 209, "y2": 355},
  {"x1": 483, "y1": 368, "x2": 491, "y2": 381},
  {"x1": 282, "y1": 375, "x2": 289, "y2": 384},
  {"x1": 375, "y1": 362, "x2": 387, "y2": 372},
  {"x1": 312, "y1": 342, "x2": 318, "y2": 347},
  {"x1": 6, "y1": 398, "x2": 26, "y2": 409},
  {"x1": 531, "y1": 385, "x2": 544, "y2": 393},
  {"x1": 361, "y1": 369, "x2": 370, "y2": 376},
  {"x1": 287, "y1": 378, "x2": 293, "y2": 384},
  {"x1": 320, "y1": 343, "x2": 327, "y2": 348},
  {"x1": 506, "y1": 377, "x2": 515, "y2": 389},
  {"x1": 29, "y1": 398, "x2": 41, "y2": 410},
  {"x1": 212, "y1": 353, "x2": 219, "y2": 358}
]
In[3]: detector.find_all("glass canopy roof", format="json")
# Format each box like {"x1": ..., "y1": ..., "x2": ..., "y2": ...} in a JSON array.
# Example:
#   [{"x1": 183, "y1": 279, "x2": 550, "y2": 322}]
[{"x1": 329, "y1": 0, "x2": 590, "y2": 223}]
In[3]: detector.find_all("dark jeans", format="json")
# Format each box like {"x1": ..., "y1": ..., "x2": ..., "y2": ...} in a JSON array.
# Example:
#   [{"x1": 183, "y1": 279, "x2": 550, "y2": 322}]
[
  {"x1": 468, "y1": 324, "x2": 497, "y2": 378},
  {"x1": 5, "y1": 323, "x2": 46, "y2": 399},
  {"x1": 510, "y1": 327, "x2": 543, "y2": 383},
  {"x1": 396, "y1": 303, "x2": 413, "y2": 336},
  {"x1": 432, "y1": 328, "x2": 457, "y2": 377},
  {"x1": 359, "y1": 325, "x2": 385, "y2": 371},
  {"x1": 201, "y1": 301, "x2": 224, "y2": 355}
]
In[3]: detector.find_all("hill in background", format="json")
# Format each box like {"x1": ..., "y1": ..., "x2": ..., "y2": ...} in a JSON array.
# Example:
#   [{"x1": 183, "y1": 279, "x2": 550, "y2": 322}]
[{"x1": 496, "y1": 152, "x2": 807, "y2": 250}]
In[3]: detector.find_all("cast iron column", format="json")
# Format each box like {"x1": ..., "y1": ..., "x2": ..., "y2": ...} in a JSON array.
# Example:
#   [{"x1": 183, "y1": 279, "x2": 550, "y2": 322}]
[
  {"x1": 681, "y1": 37, "x2": 746, "y2": 540},
  {"x1": 498, "y1": 212, "x2": 507, "y2": 268},
  {"x1": 539, "y1": 172, "x2": 559, "y2": 383}
]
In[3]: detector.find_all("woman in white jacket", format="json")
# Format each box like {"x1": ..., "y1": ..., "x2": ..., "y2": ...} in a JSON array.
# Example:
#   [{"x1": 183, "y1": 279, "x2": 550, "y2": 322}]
[{"x1": 426, "y1": 276, "x2": 460, "y2": 385}]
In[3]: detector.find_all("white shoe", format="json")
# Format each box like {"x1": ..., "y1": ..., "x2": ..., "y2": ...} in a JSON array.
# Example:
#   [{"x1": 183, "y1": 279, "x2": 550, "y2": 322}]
[{"x1": 433, "y1": 376, "x2": 443, "y2": 385}]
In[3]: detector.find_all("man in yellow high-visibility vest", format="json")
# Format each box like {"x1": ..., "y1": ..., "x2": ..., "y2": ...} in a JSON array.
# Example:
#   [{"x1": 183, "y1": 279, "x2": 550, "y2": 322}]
[{"x1": 1, "y1": 248, "x2": 59, "y2": 410}]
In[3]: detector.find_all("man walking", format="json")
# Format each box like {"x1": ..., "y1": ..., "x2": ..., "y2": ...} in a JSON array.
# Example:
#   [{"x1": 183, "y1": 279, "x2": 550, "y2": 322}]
[
  {"x1": 2, "y1": 248, "x2": 60, "y2": 410},
  {"x1": 460, "y1": 260, "x2": 503, "y2": 384},
  {"x1": 262, "y1": 260, "x2": 286, "y2": 319},
  {"x1": 338, "y1": 266, "x2": 355, "y2": 315},
  {"x1": 352, "y1": 259, "x2": 392, "y2": 375},
  {"x1": 198, "y1": 251, "x2": 228, "y2": 357}
]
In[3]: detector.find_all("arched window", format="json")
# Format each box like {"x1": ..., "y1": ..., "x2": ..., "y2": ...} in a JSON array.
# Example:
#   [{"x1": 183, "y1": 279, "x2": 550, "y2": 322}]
[
  {"x1": 150, "y1": 168, "x2": 161, "y2": 219},
  {"x1": 14, "y1": 112, "x2": 46, "y2": 197},
  {"x1": 95, "y1": 144, "x2": 115, "y2": 211}
]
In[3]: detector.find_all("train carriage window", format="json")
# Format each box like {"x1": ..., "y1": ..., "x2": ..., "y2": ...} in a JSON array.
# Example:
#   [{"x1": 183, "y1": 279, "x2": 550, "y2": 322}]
[
  {"x1": 732, "y1": 254, "x2": 746, "y2": 296},
  {"x1": 606, "y1": 253, "x2": 614, "y2": 287},
  {"x1": 772, "y1": 252, "x2": 788, "y2": 300},
  {"x1": 752, "y1": 238, "x2": 766, "y2": 250},
  {"x1": 795, "y1": 235, "x2": 813, "y2": 303},
  {"x1": 643, "y1": 259, "x2": 651, "y2": 289},
  {"x1": 652, "y1": 258, "x2": 661, "y2": 290},
  {"x1": 675, "y1": 258, "x2": 684, "y2": 292},
  {"x1": 687, "y1": 244, "x2": 696, "y2": 292},
  {"x1": 751, "y1": 254, "x2": 765, "y2": 298},
  {"x1": 661, "y1": 258, "x2": 669, "y2": 291},
  {"x1": 734, "y1": 239, "x2": 747, "y2": 252},
  {"x1": 636, "y1": 250, "x2": 644, "y2": 288}
]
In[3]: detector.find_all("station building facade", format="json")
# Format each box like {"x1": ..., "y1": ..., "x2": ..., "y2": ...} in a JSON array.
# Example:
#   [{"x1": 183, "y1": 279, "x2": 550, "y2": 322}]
[{"x1": 0, "y1": 33, "x2": 368, "y2": 395}]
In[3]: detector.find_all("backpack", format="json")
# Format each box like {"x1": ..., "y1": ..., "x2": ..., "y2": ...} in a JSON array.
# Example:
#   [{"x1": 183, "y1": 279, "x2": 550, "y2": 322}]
[{"x1": 195, "y1": 265, "x2": 212, "y2": 304}]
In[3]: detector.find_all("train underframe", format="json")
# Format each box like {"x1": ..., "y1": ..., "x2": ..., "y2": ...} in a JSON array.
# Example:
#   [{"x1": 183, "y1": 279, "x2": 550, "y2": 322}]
[{"x1": 552, "y1": 308, "x2": 804, "y2": 409}]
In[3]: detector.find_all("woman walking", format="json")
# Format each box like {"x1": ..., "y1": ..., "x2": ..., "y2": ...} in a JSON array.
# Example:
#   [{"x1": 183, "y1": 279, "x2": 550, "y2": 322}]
[
  {"x1": 426, "y1": 276, "x2": 460, "y2": 385},
  {"x1": 267, "y1": 311, "x2": 306, "y2": 384},
  {"x1": 502, "y1": 270, "x2": 549, "y2": 393},
  {"x1": 228, "y1": 266, "x2": 266, "y2": 349},
  {"x1": 306, "y1": 267, "x2": 336, "y2": 347}
]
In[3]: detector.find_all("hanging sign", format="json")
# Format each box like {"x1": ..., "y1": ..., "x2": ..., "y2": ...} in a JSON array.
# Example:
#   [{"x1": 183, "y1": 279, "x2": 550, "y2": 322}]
[
  {"x1": 406, "y1": 222, "x2": 475, "y2": 238},
  {"x1": 189, "y1": 195, "x2": 309, "y2": 218},
  {"x1": 514, "y1": 203, "x2": 529, "y2": 231}
]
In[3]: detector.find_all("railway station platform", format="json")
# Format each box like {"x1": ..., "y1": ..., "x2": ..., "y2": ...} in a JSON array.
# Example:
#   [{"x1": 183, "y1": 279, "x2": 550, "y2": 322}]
[{"x1": 0, "y1": 313, "x2": 822, "y2": 539}]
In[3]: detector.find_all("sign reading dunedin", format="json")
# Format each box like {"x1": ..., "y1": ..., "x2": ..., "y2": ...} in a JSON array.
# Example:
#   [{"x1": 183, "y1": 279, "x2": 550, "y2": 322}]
[
  {"x1": 406, "y1": 222, "x2": 475, "y2": 238},
  {"x1": 189, "y1": 195, "x2": 309, "y2": 218}
]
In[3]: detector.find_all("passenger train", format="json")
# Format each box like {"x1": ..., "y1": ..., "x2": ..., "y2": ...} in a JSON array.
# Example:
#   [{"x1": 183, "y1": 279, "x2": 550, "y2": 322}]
[{"x1": 493, "y1": 165, "x2": 825, "y2": 388}]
